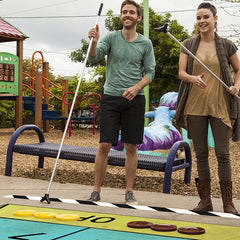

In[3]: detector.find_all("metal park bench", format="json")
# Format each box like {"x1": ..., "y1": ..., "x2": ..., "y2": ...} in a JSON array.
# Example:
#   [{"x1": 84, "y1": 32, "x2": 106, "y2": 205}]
[{"x1": 5, "y1": 124, "x2": 192, "y2": 193}]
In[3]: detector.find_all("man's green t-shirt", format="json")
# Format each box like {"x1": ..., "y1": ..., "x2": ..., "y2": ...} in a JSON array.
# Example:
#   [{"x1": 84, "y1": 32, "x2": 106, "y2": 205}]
[{"x1": 88, "y1": 30, "x2": 156, "y2": 96}]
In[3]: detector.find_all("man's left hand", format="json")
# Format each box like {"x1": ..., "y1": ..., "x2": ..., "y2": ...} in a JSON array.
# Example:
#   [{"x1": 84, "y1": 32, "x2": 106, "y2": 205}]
[{"x1": 122, "y1": 86, "x2": 139, "y2": 101}]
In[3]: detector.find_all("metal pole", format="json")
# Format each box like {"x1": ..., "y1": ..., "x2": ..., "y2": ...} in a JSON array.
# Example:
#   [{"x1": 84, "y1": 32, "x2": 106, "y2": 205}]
[
  {"x1": 41, "y1": 3, "x2": 104, "y2": 204},
  {"x1": 143, "y1": 0, "x2": 150, "y2": 126}
]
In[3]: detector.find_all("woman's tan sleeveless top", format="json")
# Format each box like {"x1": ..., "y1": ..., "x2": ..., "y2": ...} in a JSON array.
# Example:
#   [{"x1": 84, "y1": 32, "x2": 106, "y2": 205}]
[{"x1": 184, "y1": 53, "x2": 231, "y2": 128}]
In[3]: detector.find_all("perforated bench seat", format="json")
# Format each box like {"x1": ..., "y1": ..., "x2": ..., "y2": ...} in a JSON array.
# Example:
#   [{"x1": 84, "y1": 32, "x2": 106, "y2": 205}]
[
  {"x1": 42, "y1": 116, "x2": 94, "y2": 121},
  {"x1": 12, "y1": 142, "x2": 184, "y2": 171},
  {"x1": 6, "y1": 125, "x2": 192, "y2": 193}
]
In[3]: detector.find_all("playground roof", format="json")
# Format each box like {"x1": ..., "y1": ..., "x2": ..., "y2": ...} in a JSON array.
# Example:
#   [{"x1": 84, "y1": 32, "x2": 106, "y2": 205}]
[{"x1": 0, "y1": 17, "x2": 28, "y2": 42}]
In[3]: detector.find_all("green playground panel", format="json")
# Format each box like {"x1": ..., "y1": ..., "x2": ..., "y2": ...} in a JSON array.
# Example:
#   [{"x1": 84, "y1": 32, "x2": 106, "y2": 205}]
[{"x1": 0, "y1": 52, "x2": 19, "y2": 95}]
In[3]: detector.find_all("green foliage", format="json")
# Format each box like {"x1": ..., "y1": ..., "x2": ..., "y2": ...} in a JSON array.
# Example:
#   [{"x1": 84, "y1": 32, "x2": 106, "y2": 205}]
[
  {"x1": 89, "y1": 66, "x2": 106, "y2": 96},
  {"x1": 70, "y1": 6, "x2": 191, "y2": 101},
  {"x1": 150, "y1": 16, "x2": 189, "y2": 100},
  {"x1": 105, "y1": 10, "x2": 122, "y2": 31},
  {"x1": 222, "y1": 0, "x2": 240, "y2": 2},
  {"x1": 23, "y1": 57, "x2": 43, "y2": 74},
  {"x1": 0, "y1": 100, "x2": 15, "y2": 127}
]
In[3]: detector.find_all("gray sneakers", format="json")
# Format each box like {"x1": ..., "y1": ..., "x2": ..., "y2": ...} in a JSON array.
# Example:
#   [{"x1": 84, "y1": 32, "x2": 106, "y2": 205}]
[
  {"x1": 125, "y1": 191, "x2": 138, "y2": 205},
  {"x1": 88, "y1": 190, "x2": 138, "y2": 204},
  {"x1": 88, "y1": 191, "x2": 100, "y2": 201}
]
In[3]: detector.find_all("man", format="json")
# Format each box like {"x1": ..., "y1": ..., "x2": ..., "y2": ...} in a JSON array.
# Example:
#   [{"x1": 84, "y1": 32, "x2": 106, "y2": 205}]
[{"x1": 88, "y1": 0, "x2": 155, "y2": 204}]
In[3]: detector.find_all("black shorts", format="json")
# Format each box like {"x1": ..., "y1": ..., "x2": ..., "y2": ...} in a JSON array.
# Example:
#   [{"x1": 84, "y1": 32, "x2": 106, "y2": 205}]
[{"x1": 99, "y1": 94, "x2": 145, "y2": 146}]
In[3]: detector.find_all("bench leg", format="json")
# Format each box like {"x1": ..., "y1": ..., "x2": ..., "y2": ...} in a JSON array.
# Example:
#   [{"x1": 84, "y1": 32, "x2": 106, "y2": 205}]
[
  {"x1": 5, "y1": 152, "x2": 13, "y2": 176},
  {"x1": 163, "y1": 167, "x2": 172, "y2": 193},
  {"x1": 163, "y1": 141, "x2": 192, "y2": 194},
  {"x1": 163, "y1": 154, "x2": 175, "y2": 194},
  {"x1": 38, "y1": 156, "x2": 44, "y2": 168},
  {"x1": 184, "y1": 167, "x2": 191, "y2": 184},
  {"x1": 184, "y1": 143, "x2": 192, "y2": 184},
  {"x1": 6, "y1": 154, "x2": 45, "y2": 176}
]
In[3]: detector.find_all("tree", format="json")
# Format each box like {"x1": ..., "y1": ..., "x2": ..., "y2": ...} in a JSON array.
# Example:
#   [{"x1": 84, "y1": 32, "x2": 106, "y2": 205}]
[
  {"x1": 70, "y1": 7, "x2": 190, "y2": 101},
  {"x1": 220, "y1": 0, "x2": 240, "y2": 2},
  {"x1": 218, "y1": 0, "x2": 240, "y2": 44},
  {"x1": 0, "y1": 100, "x2": 15, "y2": 128},
  {"x1": 147, "y1": 10, "x2": 189, "y2": 100}
]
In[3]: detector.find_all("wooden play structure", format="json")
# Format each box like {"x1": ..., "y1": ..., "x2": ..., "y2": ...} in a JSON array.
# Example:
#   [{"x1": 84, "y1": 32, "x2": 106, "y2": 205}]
[
  {"x1": 22, "y1": 52, "x2": 100, "y2": 134},
  {"x1": 0, "y1": 17, "x2": 28, "y2": 129},
  {"x1": 0, "y1": 17, "x2": 100, "y2": 134},
  {"x1": 22, "y1": 50, "x2": 69, "y2": 133},
  {"x1": 0, "y1": 18, "x2": 69, "y2": 131}
]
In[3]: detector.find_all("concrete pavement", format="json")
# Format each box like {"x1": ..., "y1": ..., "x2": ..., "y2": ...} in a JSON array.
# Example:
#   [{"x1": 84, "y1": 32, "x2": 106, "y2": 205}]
[{"x1": 0, "y1": 175, "x2": 239, "y2": 227}]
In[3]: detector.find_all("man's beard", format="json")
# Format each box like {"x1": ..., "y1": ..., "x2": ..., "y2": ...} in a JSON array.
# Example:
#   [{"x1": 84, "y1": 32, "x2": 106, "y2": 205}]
[{"x1": 121, "y1": 18, "x2": 138, "y2": 29}]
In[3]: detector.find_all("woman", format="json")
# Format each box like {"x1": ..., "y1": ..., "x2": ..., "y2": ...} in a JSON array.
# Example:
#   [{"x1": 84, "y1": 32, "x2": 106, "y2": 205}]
[{"x1": 174, "y1": 2, "x2": 240, "y2": 214}]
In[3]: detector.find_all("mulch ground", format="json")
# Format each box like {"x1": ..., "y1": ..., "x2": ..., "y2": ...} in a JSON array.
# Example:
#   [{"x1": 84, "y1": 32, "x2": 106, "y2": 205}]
[{"x1": 1, "y1": 127, "x2": 240, "y2": 200}]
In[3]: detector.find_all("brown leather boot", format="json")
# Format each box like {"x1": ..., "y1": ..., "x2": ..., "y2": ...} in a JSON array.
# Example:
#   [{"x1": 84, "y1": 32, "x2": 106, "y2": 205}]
[
  {"x1": 193, "y1": 178, "x2": 213, "y2": 211},
  {"x1": 220, "y1": 181, "x2": 238, "y2": 214}
]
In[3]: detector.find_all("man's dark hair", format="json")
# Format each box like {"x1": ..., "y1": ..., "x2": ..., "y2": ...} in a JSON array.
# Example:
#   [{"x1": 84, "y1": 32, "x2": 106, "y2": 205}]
[{"x1": 121, "y1": 0, "x2": 142, "y2": 16}]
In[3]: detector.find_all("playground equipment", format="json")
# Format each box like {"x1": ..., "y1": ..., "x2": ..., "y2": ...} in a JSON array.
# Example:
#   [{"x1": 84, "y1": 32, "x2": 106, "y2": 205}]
[
  {"x1": 61, "y1": 93, "x2": 101, "y2": 136},
  {"x1": 0, "y1": 17, "x2": 28, "y2": 128},
  {"x1": 87, "y1": 93, "x2": 101, "y2": 135},
  {"x1": 0, "y1": 52, "x2": 19, "y2": 95},
  {"x1": 22, "y1": 51, "x2": 100, "y2": 135},
  {"x1": 0, "y1": 18, "x2": 99, "y2": 133},
  {"x1": 22, "y1": 50, "x2": 66, "y2": 132},
  {"x1": 62, "y1": 92, "x2": 79, "y2": 137}
]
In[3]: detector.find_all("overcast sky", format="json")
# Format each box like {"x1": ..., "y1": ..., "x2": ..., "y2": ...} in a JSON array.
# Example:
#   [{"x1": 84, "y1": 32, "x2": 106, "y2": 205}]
[{"x1": 0, "y1": 0, "x2": 239, "y2": 77}]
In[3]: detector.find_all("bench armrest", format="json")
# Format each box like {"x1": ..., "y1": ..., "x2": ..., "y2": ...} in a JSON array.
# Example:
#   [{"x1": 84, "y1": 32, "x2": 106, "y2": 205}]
[
  {"x1": 163, "y1": 141, "x2": 192, "y2": 193},
  {"x1": 5, "y1": 125, "x2": 45, "y2": 176}
]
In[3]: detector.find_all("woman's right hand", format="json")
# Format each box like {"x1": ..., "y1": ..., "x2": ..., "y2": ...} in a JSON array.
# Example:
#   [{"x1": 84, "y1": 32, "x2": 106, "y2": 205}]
[{"x1": 193, "y1": 73, "x2": 207, "y2": 89}]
